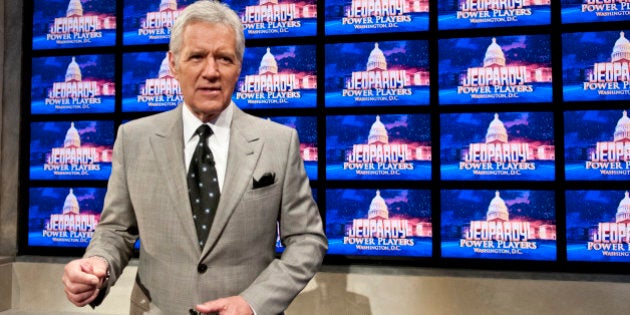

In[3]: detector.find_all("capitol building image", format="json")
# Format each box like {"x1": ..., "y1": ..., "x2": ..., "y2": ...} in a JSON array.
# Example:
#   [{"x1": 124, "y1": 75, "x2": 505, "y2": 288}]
[
  {"x1": 356, "y1": 43, "x2": 430, "y2": 87},
  {"x1": 615, "y1": 191, "x2": 630, "y2": 224},
  {"x1": 464, "y1": 37, "x2": 553, "y2": 83},
  {"x1": 610, "y1": 31, "x2": 630, "y2": 64},
  {"x1": 486, "y1": 191, "x2": 509, "y2": 222},
  {"x1": 62, "y1": 189, "x2": 80, "y2": 215},
  {"x1": 613, "y1": 110, "x2": 630, "y2": 144}
]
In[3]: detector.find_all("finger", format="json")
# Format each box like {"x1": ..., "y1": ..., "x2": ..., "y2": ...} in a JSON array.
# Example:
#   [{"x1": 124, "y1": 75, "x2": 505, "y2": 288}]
[
  {"x1": 90, "y1": 260, "x2": 108, "y2": 279},
  {"x1": 77, "y1": 262, "x2": 101, "y2": 286},
  {"x1": 65, "y1": 286, "x2": 99, "y2": 307},
  {"x1": 63, "y1": 279, "x2": 98, "y2": 295},
  {"x1": 195, "y1": 300, "x2": 226, "y2": 313},
  {"x1": 63, "y1": 262, "x2": 99, "y2": 289}
]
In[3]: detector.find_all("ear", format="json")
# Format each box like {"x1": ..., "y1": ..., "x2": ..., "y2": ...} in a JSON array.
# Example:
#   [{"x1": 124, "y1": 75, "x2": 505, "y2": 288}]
[{"x1": 168, "y1": 51, "x2": 178, "y2": 78}]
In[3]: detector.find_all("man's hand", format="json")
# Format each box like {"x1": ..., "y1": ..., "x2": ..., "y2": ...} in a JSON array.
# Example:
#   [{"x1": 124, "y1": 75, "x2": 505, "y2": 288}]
[
  {"x1": 61, "y1": 257, "x2": 109, "y2": 307},
  {"x1": 195, "y1": 296, "x2": 254, "y2": 315}
]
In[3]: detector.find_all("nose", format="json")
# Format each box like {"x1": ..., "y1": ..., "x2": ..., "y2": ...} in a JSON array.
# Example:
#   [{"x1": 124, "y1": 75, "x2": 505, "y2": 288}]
[{"x1": 201, "y1": 58, "x2": 219, "y2": 79}]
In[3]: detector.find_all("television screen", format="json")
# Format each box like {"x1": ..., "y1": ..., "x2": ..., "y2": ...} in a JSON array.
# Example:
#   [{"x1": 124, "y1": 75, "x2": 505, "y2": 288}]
[
  {"x1": 326, "y1": 114, "x2": 431, "y2": 180},
  {"x1": 223, "y1": 0, "x2": 317, "y2": 39},
  {"x1": 29, "y1": 120, "x2": 114, "y2": 180},
  {"x1": 324, "y1": 0, "x2": 429, "y2": 35},
  {"x1": 565, "y1": 110, "x2": 630, "y2": 181},
  {"x1": 325, "y1": 40, "x2": 430, "y2": 108},
  {"x1": 561, "y1": 0, "x2": 630, "y2": 24},
  {"x1": 28, "y1": 187, "x2": 106, "y2": 248},
  {"x1": 122, "y1": 51, "x2": 182, "y2": 113},
  {"x1": 440, "y1": 111, "x2": 555, "y2": 181},
  {"x1": 562, "y1": 30, "x2": 630, "y2": 102},
  {"x1": 566, "y1": 190, "x2": 630, "y2": 262},
  {"x1": 438, "y1": 34, "x2": 552, "y2": 105},
  {"x1": 122, "y1": 0, "x2": 195, "y2": 46},
  {"x1": 32, "y1": 0, "x2": 116, "y2": 50},
  {"x1": 234, "y1": 45, "x2": 317, "y2": 109},
  {"x1": 441, "y1": 189, "x2": 557, "y2": 261},
  {"x1": 437, "y1": 0, "x2": 551, "y2": 30},
  {"x1": 326, "y1": 188, "x2": 432, "y2": 257},
  {"x1": 265, "y1": 116, "x2": 318, "y2": 180},
  {"x1": 31, "y1": 55, "x2": 116, "y2": 114}
]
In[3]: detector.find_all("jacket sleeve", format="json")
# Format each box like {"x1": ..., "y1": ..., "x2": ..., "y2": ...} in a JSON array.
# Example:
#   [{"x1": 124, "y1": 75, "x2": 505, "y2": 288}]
[{"x1": 85, "y1": 124, "x2": 139, "y2": 306}]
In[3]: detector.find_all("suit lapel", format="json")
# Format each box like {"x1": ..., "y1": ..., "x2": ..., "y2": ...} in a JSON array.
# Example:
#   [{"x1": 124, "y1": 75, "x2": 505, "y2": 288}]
[
  {"x1": 150, "y1": 106, "x2": 201, "y2": 254},
  {"x1": 202, "y1": 107, "x2": 262, "y2": 256}
]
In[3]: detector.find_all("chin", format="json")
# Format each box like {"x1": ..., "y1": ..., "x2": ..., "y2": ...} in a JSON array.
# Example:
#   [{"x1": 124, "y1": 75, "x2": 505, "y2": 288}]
[{"x1": 191, "y1": 102, "x2": 228, "y2": 118}]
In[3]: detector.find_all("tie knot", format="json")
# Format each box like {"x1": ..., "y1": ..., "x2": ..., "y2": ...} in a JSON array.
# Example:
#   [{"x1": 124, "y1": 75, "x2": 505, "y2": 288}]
[{"x1": 195, "y1": 124, "x2": 212, "y2": 140}]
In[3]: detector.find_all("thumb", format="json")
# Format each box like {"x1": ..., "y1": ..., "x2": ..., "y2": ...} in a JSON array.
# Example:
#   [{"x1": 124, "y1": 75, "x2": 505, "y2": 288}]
[
  {"x1": 91, "y1": 260, "x2": 108, "y2": 279},
  {"x1": 83, "y1": 257, "x2": 109, "y2": 285}
]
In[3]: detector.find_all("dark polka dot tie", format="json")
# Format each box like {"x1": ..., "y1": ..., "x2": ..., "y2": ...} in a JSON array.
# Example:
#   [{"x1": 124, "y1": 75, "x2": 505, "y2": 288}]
[{"x1": 187, "y1": 125, "x2": 221, "y2": 249}]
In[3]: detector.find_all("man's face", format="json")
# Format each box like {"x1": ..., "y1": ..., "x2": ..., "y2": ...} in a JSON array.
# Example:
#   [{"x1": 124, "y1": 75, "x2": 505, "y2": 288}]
[{"x1": 169, "y1": 22, "x2": 241, "y2": 122}]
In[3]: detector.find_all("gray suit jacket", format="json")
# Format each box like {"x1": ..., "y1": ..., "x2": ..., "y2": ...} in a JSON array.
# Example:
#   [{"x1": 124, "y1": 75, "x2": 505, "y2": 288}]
[{"x1": 85, "y1": 105, "x2": 327, "y2": 315}]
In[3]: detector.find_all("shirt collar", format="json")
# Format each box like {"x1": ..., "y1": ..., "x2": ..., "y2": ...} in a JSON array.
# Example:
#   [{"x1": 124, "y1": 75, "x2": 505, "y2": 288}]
[{"x1": 182, "y1": 102, "x2": 233, "y2": 142}]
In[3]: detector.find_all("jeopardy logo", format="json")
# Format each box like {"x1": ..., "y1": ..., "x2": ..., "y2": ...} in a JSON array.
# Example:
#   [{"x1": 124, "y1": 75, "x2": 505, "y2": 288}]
[
  {"x1": 235, "y1": 0, "x2": 317, "y2": 37},
  {"x1": 45, "y1": 0, "x2": 116, "y2": 45},
  {"x1": 236, "y1": 46, "x2": 316, "y2": 107},
  {"x1": 585, "y1": 110, "x2": 630, "y2": 175},
  {"x1": 458, "y1": 37, "x2": 552, "y2": 100},
  {"x1": 343, "y1": 116, "x2": 431, "y2": 176},
  {"x1": 580, "y1": 0, "x2": 630, "y2": 16},
  {"x1": 137, "y1": 0, "x2": 182, "y2": 40},
  {"x1": 343, "y1": 190, "x2": 431, "y2": 251},
  {"x1": 456, "y1": 0, "x2": 536, "y2": 23},
  {"x1": 459, "y1": 191, "x2": 556, "y2": 255},
  {"x1": 583, "y1": 31, "x2": 630, "y2": 97},
  {"x1": 459, "y1": 113, "x2": 554, "y2": 176},
  {"x1": 588, "y1": 191, "x2": 630, "y2": 256},
  {"x1": 341, "y1": 0, "x2": 428, "y2": 28},
  {"x1": 137, "y1": 53, "x2": 183, "y2": 107},
  {"x1": 43, "y1": 122, "x2": 111, "y2": 176},
  {"x1": 342, "y1": 43, "x2": 429, "y2": 102},
  {"x1": 45, "y1": 57, "x2": 115, "y2": 111},
  {"x1": 42, "y1": 189, "x2": 99, "y2": 244}
]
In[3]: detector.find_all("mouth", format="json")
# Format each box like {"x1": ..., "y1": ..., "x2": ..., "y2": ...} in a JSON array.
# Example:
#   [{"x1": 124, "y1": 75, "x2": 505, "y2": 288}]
[{"x1": 198, "y1": 86, "x2": 221, "y2": 95}]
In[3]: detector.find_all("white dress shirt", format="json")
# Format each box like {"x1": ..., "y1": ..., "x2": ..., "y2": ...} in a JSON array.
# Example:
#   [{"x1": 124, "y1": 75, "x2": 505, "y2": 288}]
[{"x1": 182, "y1": 102, "x2": 232, "y2": 192}]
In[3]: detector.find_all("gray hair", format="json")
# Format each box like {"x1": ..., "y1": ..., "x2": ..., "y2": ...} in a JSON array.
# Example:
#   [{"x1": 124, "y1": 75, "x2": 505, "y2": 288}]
[{"x1": 169, "y1": 0, "x2": 245, "y2": 62}]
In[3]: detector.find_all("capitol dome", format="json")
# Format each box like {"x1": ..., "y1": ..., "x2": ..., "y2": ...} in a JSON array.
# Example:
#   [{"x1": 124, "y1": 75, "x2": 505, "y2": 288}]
[
  {"x1": 614, "y1": 110, "x2": 630, "y2": 142},
  {"x1": 65, "y1": 57, "x2": 82, "y2": 82},
  {"x1": 616, "y1": 191, "x2": 630, "y2": 223},
  {"x1": 158, "y1": 53, "x2": 172, "y2": 78},
  {"x1": 483, "y1": 38, "x2": 506, "y2": 67},
  {"x1": 485, "y1": 113, "x2": 508, "y2": 144},
  {"x1": 366, "y1": 43, "x2": 387, "y2": 71},
  {"x1": 62, "y1": 189, "x2": 80, "y2": 215},
  {"x1": 160, "y1": 0, "x2": 177, "y2": 11},
  {"x1": 368, "y1": 190, "x2": 389, "y2": 220},
  {"x1": 259, "y1": 47, "x2": 278, "y2": 75},
  {"x1": 368, "y1": 116, "x2": 389, "y2": 145},
  {"x1": 66, "y1": 0, "x2": 83, "y2": 17},
  {"x1": 611, "y1": 31, "x2": 630, "y2": 63},
  {"x1": 64, "y1": 122, "x2": 81, "y2": 148},
  {"x1": 486, "y1": 191, "x2": 509, "y2": 222}
]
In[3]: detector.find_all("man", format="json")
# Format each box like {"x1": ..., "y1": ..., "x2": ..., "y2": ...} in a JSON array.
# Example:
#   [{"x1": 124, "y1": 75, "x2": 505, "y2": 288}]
[{"x1": 61, "y1": 1, "x2": 327, "y2": 314}]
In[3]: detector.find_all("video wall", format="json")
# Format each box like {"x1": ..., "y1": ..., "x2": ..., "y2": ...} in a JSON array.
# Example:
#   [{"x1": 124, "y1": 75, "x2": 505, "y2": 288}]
[{"x1": 20, "y1": 0, "x2": 630, "y2": 271}]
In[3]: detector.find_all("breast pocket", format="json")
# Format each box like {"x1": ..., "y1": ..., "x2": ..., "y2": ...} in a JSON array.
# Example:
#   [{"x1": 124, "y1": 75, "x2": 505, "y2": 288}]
[{"x1": 241, "y1": 181, "x2": 281, "y2": 201}]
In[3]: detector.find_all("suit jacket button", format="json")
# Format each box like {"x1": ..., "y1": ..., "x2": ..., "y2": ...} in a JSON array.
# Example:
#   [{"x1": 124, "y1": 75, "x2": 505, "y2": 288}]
[{"x1": 197, "y1": 263, "x2": 208, "y2": 273}]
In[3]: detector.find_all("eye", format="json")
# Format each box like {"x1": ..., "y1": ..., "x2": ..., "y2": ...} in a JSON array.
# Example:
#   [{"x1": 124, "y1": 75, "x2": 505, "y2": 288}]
[{"x1": 217, "y1": 55, "x2": 235, "y2": 64}]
